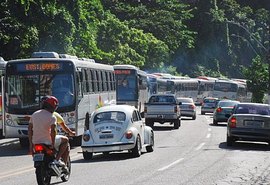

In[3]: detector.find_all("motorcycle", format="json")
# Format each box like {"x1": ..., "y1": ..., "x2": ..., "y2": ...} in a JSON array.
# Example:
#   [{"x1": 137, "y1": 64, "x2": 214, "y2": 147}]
[{"x1": 32, "y1": 143, "x2": 71, "y2": 185}]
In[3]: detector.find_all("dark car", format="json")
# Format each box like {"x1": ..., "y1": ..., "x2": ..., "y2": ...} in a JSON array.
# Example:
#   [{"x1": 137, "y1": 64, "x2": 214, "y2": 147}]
[
  {"x1": 177, "y1": 97, "x2": 196, "y2": 120},
  {"x1": 201, "y1": 97, "x2": 219, "y2": 115},
  {"x1": 213, "y1": 100, "x2": 239, "y2": 125},
  {"x1": 226, "y1": 103, "x2": 270, "y2": 146}
]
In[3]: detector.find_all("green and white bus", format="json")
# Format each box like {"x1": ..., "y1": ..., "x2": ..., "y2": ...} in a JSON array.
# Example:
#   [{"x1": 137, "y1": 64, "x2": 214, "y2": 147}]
[{"x1": 3, "y1": 52, "x2": 116, "y2": 146}]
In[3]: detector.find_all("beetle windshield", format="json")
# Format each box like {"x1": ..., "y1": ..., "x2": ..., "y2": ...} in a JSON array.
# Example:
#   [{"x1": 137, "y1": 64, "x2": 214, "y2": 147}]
[{"x1": 94, "y1": 111, "x2": 126, "y2": 123}]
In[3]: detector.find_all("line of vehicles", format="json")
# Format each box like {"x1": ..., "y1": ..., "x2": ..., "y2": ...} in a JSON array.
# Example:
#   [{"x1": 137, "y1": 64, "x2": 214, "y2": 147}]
[
  {"x1": 199, "y1": 97, "x2": 270, "y2": 149},
  {"x1": 1, "y1": 52, "x2": 270, "y2": 185},
  {"x1": 0, "y1": 52, "x2": 252, "y2": 148}
]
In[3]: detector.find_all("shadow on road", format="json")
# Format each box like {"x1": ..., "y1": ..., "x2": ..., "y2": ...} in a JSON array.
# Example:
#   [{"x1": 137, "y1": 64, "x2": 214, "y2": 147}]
[
  {"x1": 72, "y1": 151, "x2": 145, "y2": 163},
  {"x1": 152, "y1": 126, "x2": 174, "y2": 131},
  {"x1": 0, "y1": 139, "x2": 28, "y2": 157},
  {"x1": 209, "y1": 123, "x2": 227, "y2": 127},
  {"x1": 181, "y1": 117, "x2": 195, "y2": 121},
  {"x1": 219, "y1": 141, "x2": 270, "y2": 151}
]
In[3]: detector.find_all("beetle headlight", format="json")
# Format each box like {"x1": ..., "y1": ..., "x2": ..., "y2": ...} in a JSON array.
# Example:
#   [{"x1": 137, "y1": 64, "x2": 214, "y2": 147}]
[
  {"x1": 125, "y1": 130, "x2": 133, "y2": 139},
  {"x1": 83, "y1": 134, "x2": 90, "y2": 142}
]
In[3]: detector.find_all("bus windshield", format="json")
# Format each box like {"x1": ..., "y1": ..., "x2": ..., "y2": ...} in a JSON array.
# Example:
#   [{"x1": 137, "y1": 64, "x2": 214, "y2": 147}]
[
  {"x1": 213, "y1": 82, "x2": 237, "y2": 92},
  {"x1": 5, "y1": 73, "x2": 75, "y2": 113},
  {"x1": 116, "y1": 74, "x2": 137, "y2": 101}
]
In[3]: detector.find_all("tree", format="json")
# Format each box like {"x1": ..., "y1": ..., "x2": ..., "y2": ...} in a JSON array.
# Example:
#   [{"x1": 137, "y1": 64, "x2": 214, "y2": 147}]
[
  {"x1": 243, "y1": 56, "x2": 268, "y2": 103},
  {"x1": 101, "y1": 0, "x2": 196, "y2": 68},
  {"x1": 97, "y1": 12, "x2": 169, "y2": 68}
]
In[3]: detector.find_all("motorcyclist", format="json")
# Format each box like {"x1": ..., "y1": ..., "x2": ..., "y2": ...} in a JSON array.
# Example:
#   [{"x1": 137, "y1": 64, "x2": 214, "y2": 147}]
[
  {"x1": 28, "y1": 96, "x2": 75, "y2": 167},
  {"x1": 53, "y1": 111, "x2": 75, "y2": 166}
]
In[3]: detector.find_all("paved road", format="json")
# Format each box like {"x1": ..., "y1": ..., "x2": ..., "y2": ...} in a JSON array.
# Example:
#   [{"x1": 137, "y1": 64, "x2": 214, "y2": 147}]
[{"x1": 1, "y1": 108, "x2": 270, "y2": 185}]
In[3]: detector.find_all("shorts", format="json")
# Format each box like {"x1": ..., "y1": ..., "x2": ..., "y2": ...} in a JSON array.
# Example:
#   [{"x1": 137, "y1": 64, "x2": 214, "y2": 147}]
[{"x1": 54, "y1": 135, "x2": 66, "y2": 151}]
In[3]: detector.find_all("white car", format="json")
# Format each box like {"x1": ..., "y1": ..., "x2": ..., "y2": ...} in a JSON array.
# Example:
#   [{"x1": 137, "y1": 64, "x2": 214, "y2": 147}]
[{"x1": 81, "y1": 105, "x2": 154, "y2": 160}]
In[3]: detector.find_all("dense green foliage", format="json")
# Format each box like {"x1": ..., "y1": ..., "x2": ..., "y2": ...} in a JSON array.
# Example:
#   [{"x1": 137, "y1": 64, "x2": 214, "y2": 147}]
[
  {"x1": 243, "y1": 56, "x2": 269, "y2": 103},
  {"x1": 0, "y1": 0, "x2": 269, "y2": 79}
]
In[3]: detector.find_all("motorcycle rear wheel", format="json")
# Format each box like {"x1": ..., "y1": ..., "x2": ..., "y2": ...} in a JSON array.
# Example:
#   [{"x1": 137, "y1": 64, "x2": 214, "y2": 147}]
[{"x1": 35, "y1": 164, "x2": 51, "y2": 185}]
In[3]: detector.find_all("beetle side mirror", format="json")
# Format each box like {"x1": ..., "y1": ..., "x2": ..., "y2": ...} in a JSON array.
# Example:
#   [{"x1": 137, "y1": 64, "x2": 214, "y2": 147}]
[{"x1": 84, "y1": 112, "x2": 90, "y2": 130}]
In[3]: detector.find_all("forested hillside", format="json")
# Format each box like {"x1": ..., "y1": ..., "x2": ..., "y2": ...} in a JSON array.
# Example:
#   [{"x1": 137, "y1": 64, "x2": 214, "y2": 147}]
[{"x1": 0, "y1": 0, "x2": 269, "y2": 78}]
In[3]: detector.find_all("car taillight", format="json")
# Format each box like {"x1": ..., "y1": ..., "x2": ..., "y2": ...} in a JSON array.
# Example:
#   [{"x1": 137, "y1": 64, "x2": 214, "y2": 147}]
[
  {"x1": 229, "y1": 117, "x2": 237, "y2": 128},
  {"x1": 144, "y1": 106, "x2": 147, "y2": 113},
  {"x1": 34, "y1": 144, "x2": 44, "y2": 152},
  {"x1": 217, "y1": 107, "x2": 222, "y2": 112},
  {"x1": 189, "y1": 105, "x2": 195, "y2": 109},
  {"x1": 125, "y1": 130, "x2": 133, "y2": 139},
  {"x1": 174, "y1": 106, "x2": 179, "y2": 113}
]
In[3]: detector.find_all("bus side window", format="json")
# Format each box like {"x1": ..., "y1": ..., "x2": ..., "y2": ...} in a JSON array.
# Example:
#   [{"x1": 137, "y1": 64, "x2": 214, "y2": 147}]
[
  {"x1": 101, "y1": 71, "x2": 106, "y2": 92},
  {"x1": 97, "y1": 71, "x2": 102, "y2": 92},
  {"x1": 105, "y1": 71, "x2": 110, "y2": 91},
  {"x1": 76, "y1": 70, "x2": 83, "y2": 98},
  {"x1": 95, "y1": 70, "x2": 100, "y2": 92},
  {"x1": 110, "y1": 72, "x2": 115, "y2": 91},
  {"x1": 96, "y1": 71, "x2": 101, "y2": 92},
  {"x1": 82, "y1": 69, "x2": 87, "y2": 93},
  {"x1": 83, "y1": 68, "x2": 89, "y2": 93},
  {"x1": 86, "y1": 69, "x2": 93, "y2": 93},
  {"x1": 90, "y1": 69, "x2": 95, "y2": 93}
]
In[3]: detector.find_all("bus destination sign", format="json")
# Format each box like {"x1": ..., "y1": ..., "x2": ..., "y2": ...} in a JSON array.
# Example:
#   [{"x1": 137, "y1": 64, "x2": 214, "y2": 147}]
[
  {"x1": 17, "y1": 63, "x2": 62, "y2": 72},
  {"x1": 114, "y1": 69, "x2": 134, "y2": 75}
]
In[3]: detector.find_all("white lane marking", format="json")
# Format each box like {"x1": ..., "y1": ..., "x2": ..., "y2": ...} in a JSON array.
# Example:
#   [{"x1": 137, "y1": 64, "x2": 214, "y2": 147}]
[
  {"x1": 206, "y1": 133, "x2": 211, "y2": 138},
  {"x1": 195, "y1": 142, "x2": 205, "y2": 151},
  {"x1": 0, "y1": 151, "x2": 80, "y2": 179},
  {"x1": 208, "y1": 128, "x2": 212, "y2": 132},
  {"x1": 0, "y1": 166, "x2": 34, "y2": 179},
  {"x1": 158, "y1": 158, "x2": 184, "y2": 171}
]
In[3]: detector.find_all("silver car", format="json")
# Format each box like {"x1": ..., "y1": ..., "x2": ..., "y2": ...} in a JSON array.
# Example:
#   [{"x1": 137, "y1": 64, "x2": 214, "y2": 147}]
[
  {"x1": 177, "y1": 97, "x2": 196, "y2": 120},
  {"x1": 226, "y1": 103, "x2": 270, "y2": 146},
  {"x1": 201, "y1": 97, "x2": 219, "y2": 115}
]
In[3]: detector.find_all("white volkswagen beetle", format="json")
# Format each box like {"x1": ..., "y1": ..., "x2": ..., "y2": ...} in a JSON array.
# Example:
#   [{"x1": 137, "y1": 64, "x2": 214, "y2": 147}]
[{"x1": 81, "y1": 105, "x2": 154, "y2": 160}]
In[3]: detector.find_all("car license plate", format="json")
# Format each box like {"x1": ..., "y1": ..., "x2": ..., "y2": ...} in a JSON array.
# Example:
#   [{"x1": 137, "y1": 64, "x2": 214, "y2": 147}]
[
  {"x1": 33, "y1": 153, "x2": 44, "y2": 161},
  {"x1": 99, "y1": 134, "x2": 114, "y2": 139},
  {"x1": 244, "y1": 120, "x2": 264, "y2": 128}
]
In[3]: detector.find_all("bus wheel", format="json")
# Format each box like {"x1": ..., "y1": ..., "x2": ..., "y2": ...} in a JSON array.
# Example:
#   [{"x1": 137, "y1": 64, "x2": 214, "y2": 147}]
[
  {"x1": 19, "y1": 138, "x2": 29, "y2": 148},
  {"x1": 0, "y1": 129, "x2": 3, "y2": 139},
  {"x1": 83, "y1": 152, "x2": 93, "y2": 160},
  {"x1": 71, "y1": 135, "x2": 82, "y2": 146}
]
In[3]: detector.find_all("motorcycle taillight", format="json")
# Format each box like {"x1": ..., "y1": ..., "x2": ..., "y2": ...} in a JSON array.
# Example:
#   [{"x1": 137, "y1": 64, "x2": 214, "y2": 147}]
[
  {"x1": 34, "y1": 144, "x2": 44, "y2": 152},
  {"x1": 34, "y1": 144, "x2": 54, "y2": 155},
  {"x1": 46, "y1": 148, "x2": 54, "y2": 155}
]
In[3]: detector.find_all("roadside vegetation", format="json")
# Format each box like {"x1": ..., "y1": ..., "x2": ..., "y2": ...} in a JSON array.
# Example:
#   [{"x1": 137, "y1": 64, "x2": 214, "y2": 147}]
[{"x1": 0, "y1": 0, "x2": 269, "y2": 101}]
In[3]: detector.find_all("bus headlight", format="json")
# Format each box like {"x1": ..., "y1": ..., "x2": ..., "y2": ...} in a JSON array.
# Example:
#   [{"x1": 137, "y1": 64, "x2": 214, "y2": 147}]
[
  {"x1": 6, "y1": 119, "x2": 15, "y2": 126},
  {"x1": 67, "y1": 117, "x2": 75, "y2": 124}
]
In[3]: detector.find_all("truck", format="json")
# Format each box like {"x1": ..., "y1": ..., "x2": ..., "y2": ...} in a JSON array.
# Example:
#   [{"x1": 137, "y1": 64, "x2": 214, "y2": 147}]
[{"x1": 144, "y1": 94, "x2": 181, "y2": 129}]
